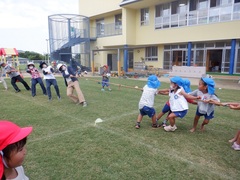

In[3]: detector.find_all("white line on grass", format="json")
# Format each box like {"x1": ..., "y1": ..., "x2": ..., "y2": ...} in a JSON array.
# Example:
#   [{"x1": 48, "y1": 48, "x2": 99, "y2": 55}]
[{"x1": 7, "y1": 90, "x2": 236, "y2": 179}]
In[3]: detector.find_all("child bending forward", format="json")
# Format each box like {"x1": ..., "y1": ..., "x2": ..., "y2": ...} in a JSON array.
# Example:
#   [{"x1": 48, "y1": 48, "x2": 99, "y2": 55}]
[{"x1": 135, "y1": 75, "x2": 161, "y2": 129}]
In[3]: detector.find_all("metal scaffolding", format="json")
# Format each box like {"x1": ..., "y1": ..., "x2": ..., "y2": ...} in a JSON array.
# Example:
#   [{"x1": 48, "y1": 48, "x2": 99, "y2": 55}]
[{"x1": 48, "y1": 14, "x2": 90, "y2": 67}]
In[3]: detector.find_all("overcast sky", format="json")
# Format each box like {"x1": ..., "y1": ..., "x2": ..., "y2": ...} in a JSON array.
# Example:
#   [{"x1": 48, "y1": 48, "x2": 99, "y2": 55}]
[{"x1": 0, "y1": 0, "x2": 78, "y2": 54}]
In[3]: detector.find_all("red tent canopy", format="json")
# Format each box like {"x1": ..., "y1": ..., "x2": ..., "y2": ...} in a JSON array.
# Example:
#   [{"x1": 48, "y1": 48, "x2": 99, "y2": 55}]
[{"x1": 0, "y1": 48, "x2": 18, "y2": 56}]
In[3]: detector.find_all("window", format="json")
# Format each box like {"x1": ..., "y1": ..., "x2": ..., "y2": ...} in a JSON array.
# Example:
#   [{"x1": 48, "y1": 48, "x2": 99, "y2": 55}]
[
  {"x1": 155, "y1": 5, "x2": 161, "y2": 17},
  {"x1": 140, "y1": 8, "x2": 149, "y2": 26},
  {"x1": 162, "y1": 3, "x2": 170, "y2": 28},
  {"x1": 178, "y1": 0, "x2": 187, "y2": 26},
  {"x1": 145, "y1": 47, "x2": 158, "y2": 61},
  {"x1": 210, "y1": 0, "x2": 220, "y2": 7},
  {"x1": 233, "y1": 1, "x2": 240, "y2": 19},
  {"x1": 171, "y1": 1, "x2": 178, "y2": 27},
  {"x1": 236, "y1": 47, "x2": 240, "y2": 73},
  {"x1": 190, "y1": 0, "x2": 197, "y2": 11},
  {"x1": 162, "y1": 3, "x2": 170, "y2": 16},
  {"x1": 179, "y1": 0, "x2": 187, "y2": 13},
  {"x1": 198, "y1": 0, "x2": 208, "y2": 9},
  {"x1": 171, "y1": 1, "x2": 178, "y2": 14},
  {"x1": 195, "y1": 50, "x2": 205, "y2": 66},
  {"x1": 163, "y1": 51, "x2": 171, "y2": 69},
  {"x1": 115, "y1": 14, "x2": 122, "y2": 29},
  {"x1": 96, "y1": 19, "x2": 104, "y2": 37}
]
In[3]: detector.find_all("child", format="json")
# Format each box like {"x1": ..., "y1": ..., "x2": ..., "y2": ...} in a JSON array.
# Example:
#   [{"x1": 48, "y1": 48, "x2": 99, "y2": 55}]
[
  {"x1": 158, "y1": 76, "x2": 199, "y2": 132},
  {"x1": 221, "y1": 102, "x2": 240, "y2": 150},
  {"x1": 0, "y1": 120, "x2": 33, "y2": 180},
  {"x1": 135, "y1": 75, "x2": 161, "y2": 129},
  {"x1": 39, "y1": 61, "x2": 61, "y2": 101},
  {"x1": 101, "y1": 65, "x2": 111, "y2": 91},
  {"x1": 0, "y1": 62, "x2": 30, "y2": 93},
  {"x1": 57, "y1": 64, "x2": 87, "y2": 107},
  {"x1": 188, "y1": 77, "x2": 220, "y2": 132},
  {"x1": 26, "y1": 62, "x2": 47, "y2": 97},
  {"x1": 157, "y1": 78, "x2": 196, "y2": 127}
]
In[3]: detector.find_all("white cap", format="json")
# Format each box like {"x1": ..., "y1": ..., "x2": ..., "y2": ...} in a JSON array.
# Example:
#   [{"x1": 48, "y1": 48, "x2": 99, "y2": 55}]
[
  {"x1": 57, "y1": 63, "x2": 63, "y2": 71},
  {"x1": 27, "y1": 62, "x2": 34, "y2": 66}
]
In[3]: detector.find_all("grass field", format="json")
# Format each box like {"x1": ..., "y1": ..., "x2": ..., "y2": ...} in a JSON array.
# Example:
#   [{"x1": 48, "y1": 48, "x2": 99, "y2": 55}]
[{"x1": 1, "y1": 76, "x2": 239, "y2": 180}]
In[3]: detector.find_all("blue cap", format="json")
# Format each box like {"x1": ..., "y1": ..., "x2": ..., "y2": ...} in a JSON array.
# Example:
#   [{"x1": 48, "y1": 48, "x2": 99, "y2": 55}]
[
  {"x1": 182, "y1": 78, "x2": 191, "y2": 93},
  {"x1": 147, "y1": 75, "x2": 161, "y2": 89},
  {"x1": 170, "y1": 76, "x2": 183, "y2": 87},
  {"x1": 201, "y1": 77, "x2": 215, "y2": 95}
]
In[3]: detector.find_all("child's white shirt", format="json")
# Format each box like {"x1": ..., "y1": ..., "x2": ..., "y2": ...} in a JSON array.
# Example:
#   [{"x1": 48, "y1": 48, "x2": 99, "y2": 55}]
[
  {"x1": 42, "y1": 66, "x2": 55, "y2": 80},
  {"x1": 169, "y1": 87, "x2": 188, "y2": 112},
  {"x1": 139, "y1": 85, "x2": 158, "y2": 109},
  {"x1": 7, "y1": 166, "x2": 29, "y2": 180}
]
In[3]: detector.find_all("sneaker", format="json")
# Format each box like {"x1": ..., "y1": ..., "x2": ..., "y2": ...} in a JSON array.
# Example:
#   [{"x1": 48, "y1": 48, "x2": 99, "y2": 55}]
[
  {"x1": 108, "y1": 88, "x2": 111, "y2": 91},
  {"x1": 15, "y1": 90, "x2": 21, "y2": 93},
  {"x1": 164, "y1": 125, "x2": 177, "y2": 132},
  {"x1": 82, "y1": 102, "x2": 87, "y2": 107},
  {"x1": 232, "y1": 142, "x2": 240, "y2": 150},
  {"x1": 58, "y1": 96, "x2": 61, "y2": 100},
  {"x1": 135, "y1": 124, "x2": 140, "y2": 129},
  {"x1": 101, "y1": 88, "x2": 105, "y2": 91}
]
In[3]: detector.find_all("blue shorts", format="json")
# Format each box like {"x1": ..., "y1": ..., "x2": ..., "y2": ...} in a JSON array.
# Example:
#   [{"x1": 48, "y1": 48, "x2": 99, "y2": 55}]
[
  {"x1": 173, "y1": 110, "x2": 188, "y2": 118},
  {"x1": 196, "y1": 108, "x2": 214, "y2": 120},
  {"x1": 162, "y1": 103, "x2": 171, "y2": 113},
  {"x1": 102, "y1": 79, "x2": 109, "y2": 87},
  {"x1": 140, "y1": 106, "x2": 156, "y2": 118}
]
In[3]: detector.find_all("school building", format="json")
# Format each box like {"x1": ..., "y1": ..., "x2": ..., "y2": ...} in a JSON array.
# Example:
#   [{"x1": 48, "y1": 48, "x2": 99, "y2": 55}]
[{"x1": 79, "y1": 0, "x2": 240, "y2": 75}]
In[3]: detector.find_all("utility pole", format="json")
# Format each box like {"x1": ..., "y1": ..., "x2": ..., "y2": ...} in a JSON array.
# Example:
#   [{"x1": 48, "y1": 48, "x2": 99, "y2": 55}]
[{"x1": 46, "y1": 39, "x2": 50, "y2": 65}]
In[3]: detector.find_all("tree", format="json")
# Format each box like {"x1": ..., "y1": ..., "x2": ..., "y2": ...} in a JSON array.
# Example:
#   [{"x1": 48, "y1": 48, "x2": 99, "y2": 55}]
[{"x1": 19, "y1": 51, "x2": 45, "y2": 60}]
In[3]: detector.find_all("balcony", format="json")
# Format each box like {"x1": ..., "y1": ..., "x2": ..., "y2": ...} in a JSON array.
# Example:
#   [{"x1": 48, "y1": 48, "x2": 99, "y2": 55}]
[
  {"x1": 155, "y1": 3, "x2": 240, "y2": 29},
  {"x1": 90, "y1": 22, "x2": 122, "y2": 39}
]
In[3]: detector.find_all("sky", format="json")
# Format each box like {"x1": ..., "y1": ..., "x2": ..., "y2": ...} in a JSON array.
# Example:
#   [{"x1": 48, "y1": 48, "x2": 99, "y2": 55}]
[{"x1": 0, "y1": 0, "x2": 79, "y2": 54}]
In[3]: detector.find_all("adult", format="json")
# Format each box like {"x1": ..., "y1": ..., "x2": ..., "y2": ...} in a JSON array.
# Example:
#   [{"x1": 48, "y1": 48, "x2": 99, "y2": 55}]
[
  {"x1": 0, "y1": 62, "x2": 30, "y2": 93},
  {"x1": 57, "y1": 63, "x2": 87, "y2": 107}
]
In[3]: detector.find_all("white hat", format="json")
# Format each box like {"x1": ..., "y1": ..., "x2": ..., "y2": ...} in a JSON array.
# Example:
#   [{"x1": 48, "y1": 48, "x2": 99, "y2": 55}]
[
  {"x1": 27, "y1": 62, "x2": 34, "y2": 66},
  {"x1": 57, "y1": 63, "x2": 63, "y2": 71}
]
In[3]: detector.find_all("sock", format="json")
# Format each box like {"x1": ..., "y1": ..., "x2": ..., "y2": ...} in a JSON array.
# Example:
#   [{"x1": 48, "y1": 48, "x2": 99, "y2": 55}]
[{"x1": 163, "y1": 119, "x2": 167, "y2": 124}]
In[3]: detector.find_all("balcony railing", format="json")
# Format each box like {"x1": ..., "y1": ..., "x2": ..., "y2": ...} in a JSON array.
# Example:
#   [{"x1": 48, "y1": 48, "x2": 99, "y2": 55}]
[
  {"x1": 155, "y1": 3, "x2": 240, "y2": 29},
  {"x1": 90, "y1": 23, "x2": 122, "y2": 38}
]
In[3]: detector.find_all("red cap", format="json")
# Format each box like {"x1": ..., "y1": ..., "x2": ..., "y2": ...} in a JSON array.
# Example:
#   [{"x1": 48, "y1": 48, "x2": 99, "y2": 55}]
[
  {"x1": 0, "y1": 120, "x2": 32, "y2": 178},
  {"x1": 103, "y1": 65, "x2": 108, "y2": 69}
]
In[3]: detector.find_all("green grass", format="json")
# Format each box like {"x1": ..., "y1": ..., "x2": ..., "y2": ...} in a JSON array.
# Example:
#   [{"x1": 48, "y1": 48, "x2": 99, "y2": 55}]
[
  {"x1": 0, "y1": 77, "x2": 239, "y2": 179},
  {"x1": 207, "y1": 72, "x2": 240, "y2": 76}
]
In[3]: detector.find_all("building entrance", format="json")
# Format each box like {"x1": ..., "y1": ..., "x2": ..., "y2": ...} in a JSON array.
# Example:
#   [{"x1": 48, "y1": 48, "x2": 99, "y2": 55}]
[{"x1": 206, "y1": 50, "x2": 222, "y2": 72}]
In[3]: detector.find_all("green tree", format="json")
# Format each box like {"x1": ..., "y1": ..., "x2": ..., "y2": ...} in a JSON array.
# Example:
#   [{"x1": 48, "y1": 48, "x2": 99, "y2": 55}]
[{"x1": 19, "y1": 51, "x2": 45, "y2": 60}]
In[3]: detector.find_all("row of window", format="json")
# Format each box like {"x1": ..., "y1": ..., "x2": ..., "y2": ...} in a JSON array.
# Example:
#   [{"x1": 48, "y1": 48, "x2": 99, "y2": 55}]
[
  {"x1": 163, "y1": 41, "x2": 240, "y2": 73},
  {"x1": 140, "y1": 0, "x2": 240, "y2": 28}
]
